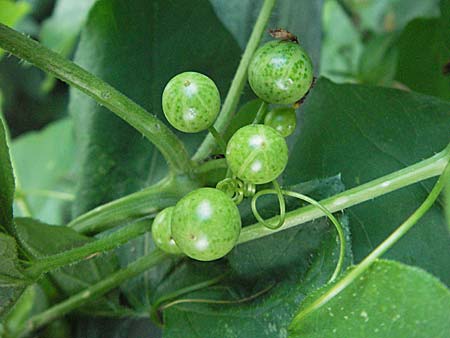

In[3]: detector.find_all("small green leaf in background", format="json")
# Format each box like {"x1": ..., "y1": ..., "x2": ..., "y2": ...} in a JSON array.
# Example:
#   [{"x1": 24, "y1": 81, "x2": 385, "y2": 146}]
[
  {"x1": 357, "y1": 32, "x2": 399, "y2": 85},
  {"x1": 320, "y1": 0, "x2": 362, "y2": 83},
  {"x1": 0, "y1": 102, "x2": 15, "y2": 234},
  {"x1": 0, "y1": 233, "x2": 27, "y2": 319},
  {"x1": 11, "y1": 117, "x2": 75, "y2": 225},
  {"x1": 0, "y1": 0, "x2": 30, "y2": 58},
  {"x1": 395, "y1": 1, "x2": 450, "y2": 100},
  {"x1": 285, "y1": 78, "x2": 450, "y2": 284},
  {"x1": 15, "y1": 217, "x2": 121, "y2": 312},
  {"x1": 39, "y1": 0, "x2": 97, "y2": 92},
  {"x1": 289, "y1": 260, "x2": 450, "y2": 338},
  {"x1": 349, "y1": 0, "x2": 441, "y2": 33}
]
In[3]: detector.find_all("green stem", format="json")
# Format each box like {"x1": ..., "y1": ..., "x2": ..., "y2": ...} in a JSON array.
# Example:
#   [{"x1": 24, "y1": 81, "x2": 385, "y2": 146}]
[
  {"x1": 0, "y1": 23, "x2": 191, "y2": 175},
  {"x1": 290, "y1": 159, "x2": 450, "y2": 326},
  {"x1": 193, "y1": 158, "x2": 227, "y2": 176},
  {"x1": 192, "y1": 0, "x2": 277, "y2": 162},
  {"x1": 159, "y1": 282, "x2": 275, "y2": 311},
  {"x1": 238, "y1": 146, "x2": 450, "y2": 244},
  {"x1": 25, "y1": 219, "x2": 151, "y2": 279},
  {"x1": 19, "y1": 250, "x2": 168, "y2": 338},
  {"x1": 150, "y1": 272, "x2": 228, "y2": 324},
  {"x1": 252, "y1": 101, "x2": 268, "y2": 124},
  {"x1": 281, "y1": 191, "x2": 345, "y2": 283},
  {"x1": 68, "y1": 176, "x2": 197, "y2": 234},
  {"x1": 17, "y1": 188, "x2": 74, "y2": 201},
  {"x1": 207, "y1": 126, "x2": 227, "y2": 153}
]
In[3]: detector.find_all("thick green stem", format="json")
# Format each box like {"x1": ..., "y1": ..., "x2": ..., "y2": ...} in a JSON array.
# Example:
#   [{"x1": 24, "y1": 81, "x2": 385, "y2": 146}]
[
  {"x1": 68, "y1": 175, "x2": 198, "y2": 234},
  {"x1": 290, "y1": 159, "x2": 450, "y2": 326},
  {"x1": 19, "y1": 250, "x2": 168, "y2": 338},
  {"x1": 25, "y1": 219, "x2": 150, "y2": 279},
  {"x1": 192, "y1": 0, "x2": 277, "y2": 161},
  {"x1": 0, "y1": 23, "x2": 191, "y2": 175},
  {"x1": 238, "y1": 147, "x2": 450, "y2": 244},
  {"x1": 252, "y1": 101, "x2": 268, "y2": 124}
]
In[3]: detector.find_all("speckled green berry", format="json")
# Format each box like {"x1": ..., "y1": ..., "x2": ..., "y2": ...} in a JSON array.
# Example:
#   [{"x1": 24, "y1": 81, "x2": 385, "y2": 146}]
[
  {"x1": 162, "y1": 72, "x2": 220, "y2": 133},
  {"x1": 171, "y1": 188, "x2": 241, "y2": 261},
  {"x1": 151, "y1": 207, "x2": 182, "y2": 255},
  {"x1": 226, "y1": 124, "x2": 288, "y2": 184},
  {"x1": 248, "y1": 41, "x2": 313, "y2": 104},
  {"x1": 264, "y1": 107, "x2": 297, "y2": 137}
]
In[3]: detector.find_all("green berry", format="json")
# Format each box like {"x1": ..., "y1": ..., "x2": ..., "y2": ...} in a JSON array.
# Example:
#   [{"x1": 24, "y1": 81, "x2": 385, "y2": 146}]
[
  {"x1": 162, "y1": 72, "x2": 220, "y2": 133},
  {"x1": 264, "y1": 107, "x2": 297, "y2": 137},
  {"x1": 248, "y1": 41, "x2": 313, "y2": 104},
  {"x1": 151, "y1": 207, "x2": 182, "y2": 255},
  {"x1": 171, "y1": 188, "x2": 241, "y2": 261},
  {"x1": 226, "y1": 124, "x2": 288, "y2": 184}
]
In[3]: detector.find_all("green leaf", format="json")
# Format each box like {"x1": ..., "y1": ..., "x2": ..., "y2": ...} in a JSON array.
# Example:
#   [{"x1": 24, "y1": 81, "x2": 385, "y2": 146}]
[
  {"x1": 39, "y1": 0, "x2": 97, "y2": 92},
  {"x1": 230, "y1": 176, "x2": 348, "y2": 279},
  {"x1": 161, "y1": 176, "x2": 353, "y2": 337},
  {"x1": 395, "y1": 11, "x2": 450, "y2": 100},
  {"x1": 0, "y1": 0, "x2": 30, "y2": 58},
  {"x1": 73, "y1": 316, "x2": 161, "y2": 338},
  {"x1": 0, "y1": 103, "x2": 15, "y2": 234},
  {"x1": 351, "y1": 0, "x2": 441, "y2": 33},
  {"x1": 14, "y1": 218, "x2": 120, "y2": 310},
  {"x1": 11, "y1": 118, "x2": 75, "y2": 225},
  {"x1": 70, "y1": 0, "x2": 242, "y2": 216},
  {"x1": 0, "y1": 233, "x2": 27, "y2": 319},
  {"x1": 210, "y1": 0, "x2": 323, "y2": 69},
  {"x1": 357, "y1": 33, "x2": 399, "y2": 85},
  {"x1": 115, "y1": 232, "x2": 176, "y2": 312},
  {"x1": 284, "y1": 78, "x2": 450, "y2": 283},
  {"x1": 163, "y1": 216, "x2": 352, "y2": 338},
  {"x1": 289, "y1": 260, "x2": 450, "y2": 338},
  {"x1": 320, "y1": 0, "x2": 362, "y2": 83}
]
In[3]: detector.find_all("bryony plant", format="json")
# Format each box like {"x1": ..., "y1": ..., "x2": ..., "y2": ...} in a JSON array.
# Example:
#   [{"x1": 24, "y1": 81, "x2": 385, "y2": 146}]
[{"x1": 0, "y1": 0, "x2": 449, "y2": 337}]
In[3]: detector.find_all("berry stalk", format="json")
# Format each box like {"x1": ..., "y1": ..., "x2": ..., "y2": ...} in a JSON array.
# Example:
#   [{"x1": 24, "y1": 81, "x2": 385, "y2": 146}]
[{"x1": 192, "y1": 0, "x2": 277, "y2": 162}]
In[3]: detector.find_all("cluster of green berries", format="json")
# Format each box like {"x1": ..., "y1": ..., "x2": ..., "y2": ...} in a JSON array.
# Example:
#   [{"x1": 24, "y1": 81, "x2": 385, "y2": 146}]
[{"x1": 152, "y1": 37, "x2": 314, "y2": 261}]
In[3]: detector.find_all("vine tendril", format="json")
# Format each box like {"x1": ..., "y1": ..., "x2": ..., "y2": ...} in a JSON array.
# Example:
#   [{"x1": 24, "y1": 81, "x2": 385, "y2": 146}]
[
  {"x1": 216, "y1": 177, "x2": 256, "y2": 205},
  {"x1": 251, "y1": 187, "x2": 346, "y2": 283},
  {"x1": 251, "y1": 180, "x2": 286, "y2": 229},
  {"x1": 159, "y1": 281, "x2": 275, "y2": 312}
]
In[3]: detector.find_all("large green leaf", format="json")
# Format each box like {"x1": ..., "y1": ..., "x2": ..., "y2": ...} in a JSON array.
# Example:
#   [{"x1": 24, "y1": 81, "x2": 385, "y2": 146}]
[
  {"x1": 161, "y1": 175, "x2": 353, "y2": 337},
  {"x1": 11, "y1": 118, "x2": 75, "y2": 225},
  {"x1": 70, "y1": 0, "x2": 242, "y2": 216},
  {"x1": 14, "y1": 218, "x2": 120, "y2": 311},
  {"x1": 284, "y1": 78, "x2": 450, "y2": 283},
  {"x1": 163, "y1": 216, "x2": 352, "y2": 338},
  {"x1": 289, "y1": 260, "x2": 450, "y2": 338},
  {"x1": 0, "y1": 233, "x2": 27, "y2": 319},
  {"x1": 210, "y1": 0, "x2": 323, "y2": 70},
  {"x1": 73, "y1": 316, "x2": 161, "y2": 338},
  {"x1": 395, "y1": 2, "x2": 450, "y2": 100},
  {"x1": 0, "y1": 105, "x2": 15, "y2": 234}
]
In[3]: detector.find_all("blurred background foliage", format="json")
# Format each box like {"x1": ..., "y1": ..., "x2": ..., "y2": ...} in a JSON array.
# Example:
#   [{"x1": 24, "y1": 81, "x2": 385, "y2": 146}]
[{"x1": 0, "y1": 0, "x2": 448, "y2": 225}]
